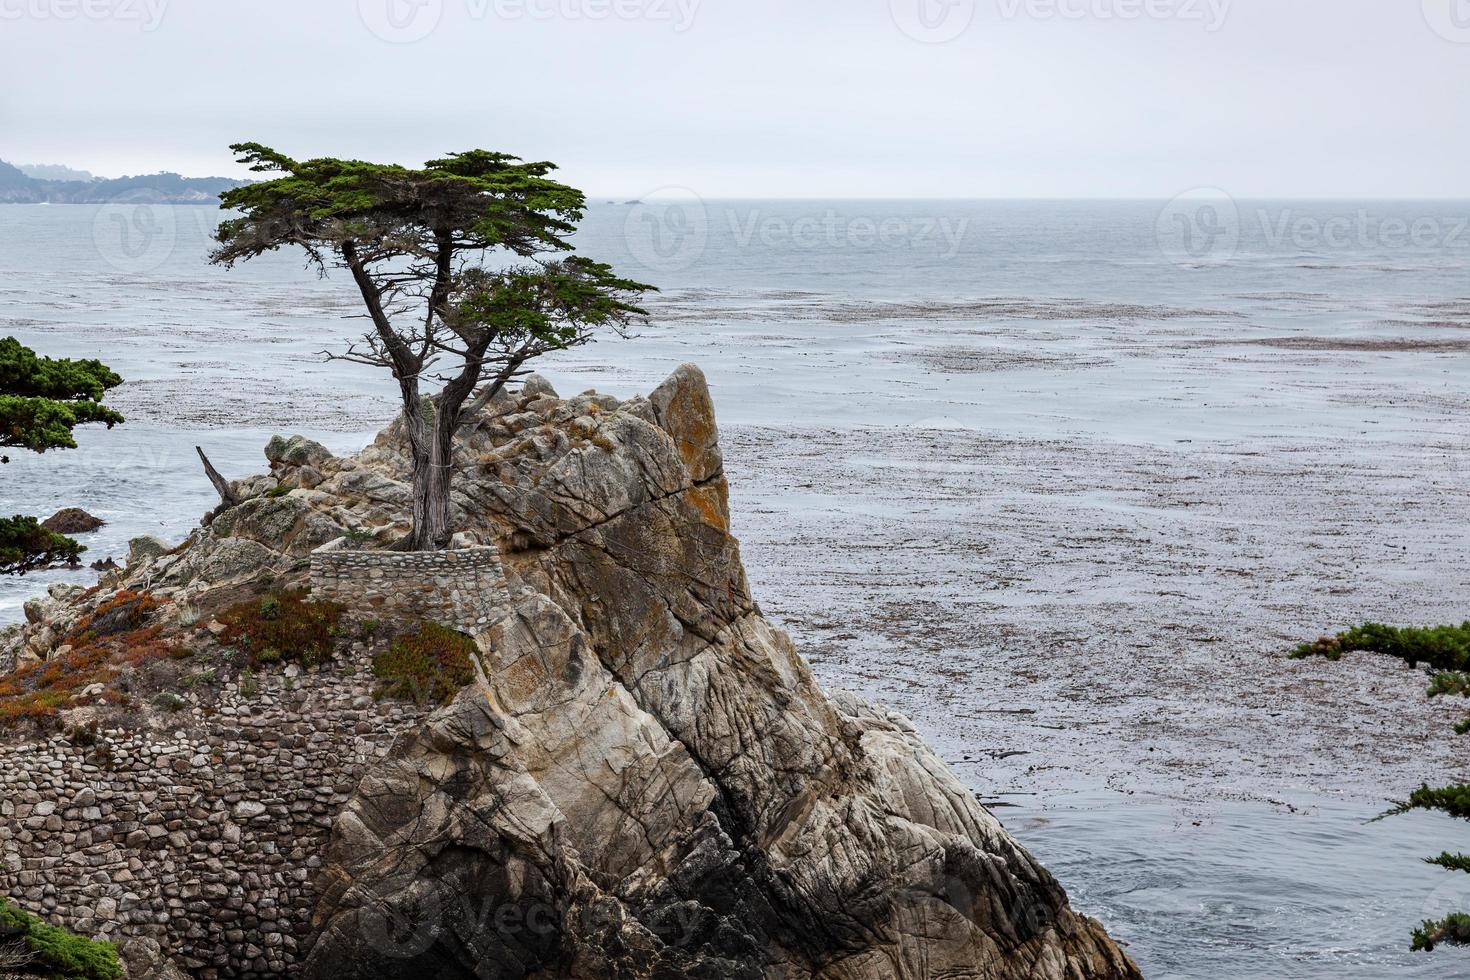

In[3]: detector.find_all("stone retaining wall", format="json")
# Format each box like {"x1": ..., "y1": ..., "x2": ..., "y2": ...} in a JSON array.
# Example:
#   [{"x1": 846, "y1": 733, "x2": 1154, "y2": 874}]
[
  {"x1": 0, "y1": 548, "x2": 510, "y2": 979},
  {"x1": 309, "y1": 546, "x2": 510, "y2": 632},
  {"x1": 0, "y1": 652, "x2": 433, "y2": 979}
]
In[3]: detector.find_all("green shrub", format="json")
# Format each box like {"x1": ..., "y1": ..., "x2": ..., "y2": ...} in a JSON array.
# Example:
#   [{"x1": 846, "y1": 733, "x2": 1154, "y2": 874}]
[
  {"x1": 1429, "y1": 672, "x2": 1470, "y2": 699},
  {"x1": 372, "y1": 622, "x2": 478, "y2": 705},
  {"x1": 1382, "y1": 784, "x2": 1470, "y2": 822},
  {"x1": 152, "y1": 692, "x2": 185, "y2": 713},
  {"x1": 0, "y1": 514, "x2": 83, "y2": 575},
  {"x1": 1292, "y1": 622, "x2": 1470, "y2": 672},
  {"x1": 1427, "y1": 853, "x2": 1470, "y2": 873},
  {"x1": 181, "y1": 669, "x2": 216, "y2": 689},
  {"x1": 1295, "y1": 620, "x2": 1470, "y2": 951},
  {"x1": 218, "y1": 590, "x2": 346, "y2": 668},
  {"x1": 1414, "y1": 913, "x2": 1470, "y2": 953},
  {"x1": 0, "y1": 897, "x2": 121, "y2": 979}
]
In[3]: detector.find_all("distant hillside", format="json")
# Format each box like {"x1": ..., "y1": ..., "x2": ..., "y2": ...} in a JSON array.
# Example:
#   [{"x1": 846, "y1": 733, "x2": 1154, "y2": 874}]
[
  {"x1": 0, "y1": 159, "x2": 246, "y2": 204},
  {"x1": 18, "y1": 162, "x2": 93, "y2": 181}
]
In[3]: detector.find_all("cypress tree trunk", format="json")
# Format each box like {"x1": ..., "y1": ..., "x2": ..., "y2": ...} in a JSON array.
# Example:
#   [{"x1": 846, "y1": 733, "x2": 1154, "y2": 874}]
[{"x1": 405, "y1": 404, "x2": 456, "y2": 552}]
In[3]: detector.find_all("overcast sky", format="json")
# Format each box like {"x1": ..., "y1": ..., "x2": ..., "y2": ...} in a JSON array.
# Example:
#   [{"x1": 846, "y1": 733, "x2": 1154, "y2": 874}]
[{"x1": 3, "y1": 0, "x2": 1467, "y2": 198}]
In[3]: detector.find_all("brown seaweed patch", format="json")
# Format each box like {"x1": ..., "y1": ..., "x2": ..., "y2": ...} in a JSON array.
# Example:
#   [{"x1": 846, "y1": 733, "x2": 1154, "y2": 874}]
[
  {"x1": 897, "y1": 345, "x2": 1106, "y2": 373},
  {"x1": 1236, "y1": 336, "x2": 1470, "y2": 353}
]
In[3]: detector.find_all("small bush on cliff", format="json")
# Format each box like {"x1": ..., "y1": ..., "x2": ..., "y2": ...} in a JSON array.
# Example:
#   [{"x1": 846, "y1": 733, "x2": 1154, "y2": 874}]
[
  {"x1": 218, "y1": 591, "x2": 346, "y2": 668},
  {"x1": 0, "y1": 897, "x2": 121, "y2": 980},
  {"x1": 372, "y1": 622, "x2": 477, "y2": 705}
]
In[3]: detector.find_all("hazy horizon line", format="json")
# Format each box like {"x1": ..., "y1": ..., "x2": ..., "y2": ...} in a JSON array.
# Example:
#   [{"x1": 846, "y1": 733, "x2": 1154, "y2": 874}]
[{"x1": 8, "y1": 194, "x2": 1470, "y2": 205}]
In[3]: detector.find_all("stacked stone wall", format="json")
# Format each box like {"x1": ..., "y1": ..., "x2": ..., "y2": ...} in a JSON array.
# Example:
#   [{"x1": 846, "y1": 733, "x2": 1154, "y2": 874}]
[
  {"x1": 0, "y1": 653, "x2": 433, "y2": 978},
  {"x1": 309, "y1": 546, "x2": 510, "y2": 632}
]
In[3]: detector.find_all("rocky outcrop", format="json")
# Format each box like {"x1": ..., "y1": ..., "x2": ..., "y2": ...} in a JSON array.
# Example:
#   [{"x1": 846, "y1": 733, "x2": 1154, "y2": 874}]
[
  {"x1": 41, "y1": 508, "x2": 106, "y2": 535},
  {"x1": 0, "y1": 365, "x2": 1139, "y2": 979}
]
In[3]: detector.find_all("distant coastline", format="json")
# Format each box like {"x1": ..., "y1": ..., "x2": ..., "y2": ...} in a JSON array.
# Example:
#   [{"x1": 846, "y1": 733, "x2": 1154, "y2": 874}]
[{"x1": 0, "y1": 158, "x2": 245, "y2": 204}]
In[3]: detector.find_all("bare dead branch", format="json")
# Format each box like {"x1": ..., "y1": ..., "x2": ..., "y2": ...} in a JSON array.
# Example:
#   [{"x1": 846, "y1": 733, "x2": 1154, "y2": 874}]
[{"x1": 197, "y1": 446, "x2": 240, "y2": 512}]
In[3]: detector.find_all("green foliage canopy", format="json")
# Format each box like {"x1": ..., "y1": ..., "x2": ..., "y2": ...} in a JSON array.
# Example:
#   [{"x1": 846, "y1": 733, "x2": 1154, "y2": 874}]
[
  {"x1": 0, "y1": 337, "x2": 122, "y2": 573},
  {"x1": 0, "y1": 896, "x2": 122, "y2": 979},
  {"x1": 210, "y1": 143, "x2": 653, "y2": 550},
  {"x1": 0, "y1": 336, "x2": 123, "y2": 456},
  {"x1": 0, "y1": 515, "x2": 84, "y2": 575},
  {"x1": 210, "y1": 144, "x2": 651, "y2": 401},
  {"x1": 1295, "y1": 621, "x2": 1470, "y2": 952}
]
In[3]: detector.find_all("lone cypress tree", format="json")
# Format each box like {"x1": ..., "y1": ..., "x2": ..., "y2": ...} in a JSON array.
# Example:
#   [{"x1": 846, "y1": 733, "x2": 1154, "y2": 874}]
[
  {"x1": 0, "y1": 336, "x2": 124, "y2": 574},
  {"x1": 211, "y1": 144, "x2": 652, "y2": 551}
]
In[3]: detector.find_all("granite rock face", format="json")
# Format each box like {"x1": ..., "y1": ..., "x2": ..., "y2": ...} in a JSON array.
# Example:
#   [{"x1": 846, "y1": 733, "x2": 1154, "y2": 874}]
[
  {"x1": 0, "y1": 364, "x2": 1139, "y2": 979},
  {"x1": 300, "y1": 365, "x2": 1141, "y2": 980}
]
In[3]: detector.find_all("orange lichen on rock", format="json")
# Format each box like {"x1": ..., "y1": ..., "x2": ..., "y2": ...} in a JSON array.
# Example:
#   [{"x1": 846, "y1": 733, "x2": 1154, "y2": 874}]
[
  {"x1": 0, "y1": 607, "x2": 178, "y2": 726},
  {"x1": 65, "y1": 590, "x2": 165, "y2": 647}
]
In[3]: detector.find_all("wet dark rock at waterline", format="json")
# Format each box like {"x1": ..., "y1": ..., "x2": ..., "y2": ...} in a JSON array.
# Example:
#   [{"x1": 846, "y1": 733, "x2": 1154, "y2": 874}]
[{"x1": 41, "y1": 507, "x2": 105, "y2": 534}]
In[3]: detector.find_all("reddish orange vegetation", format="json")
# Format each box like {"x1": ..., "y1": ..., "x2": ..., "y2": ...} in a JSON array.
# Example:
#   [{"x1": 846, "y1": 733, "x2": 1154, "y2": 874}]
[
  {"x1": 64, "y1": 591, "x2": 165, "y2": 647},
  {"x1": 218, "y1": 591, "x2": 347, "y2": 668},
  {"x1": 0, "y1": 592, "x2": 176, "y2": 727},
  {"x1": 372, "y1": 621, "x2": 477, "y2": 705}
]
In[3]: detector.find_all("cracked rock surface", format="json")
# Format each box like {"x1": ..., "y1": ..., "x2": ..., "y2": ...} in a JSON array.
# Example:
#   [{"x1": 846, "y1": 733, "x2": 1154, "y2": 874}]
[
  {"x1": 299, "y1": 365, "x2": 1141, "y2": 980},
  {"x1": 0, "y1": 364, "x2": 1139, "y2": 979}
]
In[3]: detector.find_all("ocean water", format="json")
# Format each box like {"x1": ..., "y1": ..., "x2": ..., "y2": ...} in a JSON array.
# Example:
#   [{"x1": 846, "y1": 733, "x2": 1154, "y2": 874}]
[{"x1": 2, "y1": 201, "x2": 1468, "y2": 977}]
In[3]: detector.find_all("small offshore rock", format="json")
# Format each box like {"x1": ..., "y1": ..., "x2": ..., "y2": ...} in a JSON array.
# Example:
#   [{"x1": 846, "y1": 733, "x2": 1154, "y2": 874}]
[{"x1": 41, "y1": 507, "x2": 105, "y2": 534}]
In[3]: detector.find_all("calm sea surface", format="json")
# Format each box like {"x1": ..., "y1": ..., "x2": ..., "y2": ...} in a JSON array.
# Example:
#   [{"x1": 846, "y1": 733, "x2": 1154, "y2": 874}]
[{"x1": 2, "y1": 200, "x2": 1468, "y2": 978}]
